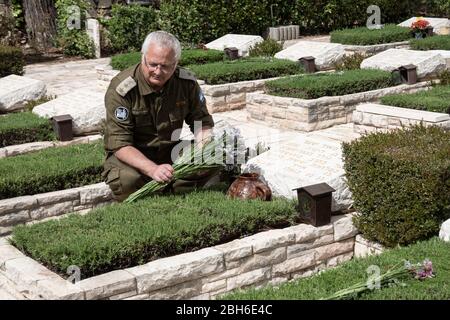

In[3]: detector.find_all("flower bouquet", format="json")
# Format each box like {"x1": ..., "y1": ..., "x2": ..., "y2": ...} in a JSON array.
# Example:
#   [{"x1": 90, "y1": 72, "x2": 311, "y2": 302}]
[
  {"x1": 124, "y1": 122, "x2": 244, "y2": 203},
  {"x1": 410, "y1": 18, "x2": 433, "y2": 39},
  {"x1": 322, "y1": 259, "x2": 435, "y2": 300}
]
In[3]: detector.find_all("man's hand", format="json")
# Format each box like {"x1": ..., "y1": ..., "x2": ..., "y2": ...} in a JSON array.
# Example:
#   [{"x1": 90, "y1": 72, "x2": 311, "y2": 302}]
[{"x1": 148, "y1": 164, "x2": 174, "y2": 183}]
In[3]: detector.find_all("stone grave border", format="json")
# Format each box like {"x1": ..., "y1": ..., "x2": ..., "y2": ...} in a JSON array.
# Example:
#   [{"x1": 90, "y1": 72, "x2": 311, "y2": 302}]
[
  {"x1": 0, "y1": 214, "x2": 361, "y2": 300},
  {"x1": 0, "y1": 134, "x2": 103, "y2": 159},
  {"x1": 353, "y1": 103, "x2": 450, "y2": 134},
  {"x1": 0, "y1": 183, "x2": 114, "y2": 237},
  {"x1": 246, "y1": 81, "x2": 432, "y2": 132}
]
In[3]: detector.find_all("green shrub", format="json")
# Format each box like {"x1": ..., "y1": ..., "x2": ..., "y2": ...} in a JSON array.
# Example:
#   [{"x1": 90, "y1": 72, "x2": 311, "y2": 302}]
[
  {"x1": 11, "y1": 190, "x2": 296, "y2": 278},
  {"x1": 410, "y1": 35, "x2": 450, "y2": 51},
  {"x1": 249, "y1": 39, "x2": 283, "y2": 57},
  {"x1": 110, "y1": 49, "x2": 224, "y2": 71},
  {"x1": 105, "y1": 4, "x2": 158, "y2": 53},
  {"x1": 0, "y1": 45, "x2": 24, "y2": 77},
  {"x1": 266, "y1": 69, "x2": 395, "y2": 99},
  {"x1": 380, "y1": 85, "x2": 450, "y2": 114},
  {"x1": 438, "y1": 70, "x2": 450, "y2": 86},
  {"x1": 55, "y1": 0, "x2": 95, "y2": 58},
  {"x1": 334, "y1": 53, "x2": 368, "y2": 71},
  {"x1": 0, "y1": 142, "x2": 104, "y2": 199},
  {"x1": 0, "y1": 112, "x2": 55, "y2": 147},
  {"x1": 187, "y1": 58, "x2": 304, "y2": 85},
  {"x1": 330, "y1": 24, "x2": 412, "y2": 45},
  {"x1": 342, "y1": 125, "x2": 450, "y2": 247}
]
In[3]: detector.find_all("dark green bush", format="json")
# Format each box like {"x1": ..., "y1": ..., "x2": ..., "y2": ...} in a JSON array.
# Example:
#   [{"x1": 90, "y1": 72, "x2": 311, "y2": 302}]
[
  {"x1": 266, "y1": 69, "x2": 395, "y2": 99},
  {"x1": 55, "y1": 0, "x2": 95, "y2": 58},
  {"x1": 334, "y1": 53, "x2": 368, "y2": 71},
  {"x1": 330, "y1": 24, "x2": 412, "y2": 45},
  {"x1": 343, "y1": 125, "x2": 450, "y2": 247},
  {"x1": 0, "y1": 45, "x2": 24, "y2": 77},
  {"x1": 0, "y1": 112, "x2": 55, "y2": 147},
  {"x1": 410, "y1": 35, "x2": 450, "y2": 51},
  {"x1": 249, "y1": 39, "x2": 283, "y2": 57},
  {"x1": 11, "y1": 190, "x2": 296, "y2": 277},
  {"x1": 105, "y1": 4, "x2": 158, "y2": 53},
  {"x1": 380, "y1": 85, "x2": 450, "y2": 114},
  {"x1": 0, "y1": 142, "x2": 104, "y2": 199},
  {"x1": 187, "y1": 58, "x2": 304, "y2": 85},
  {"x1": 110, "y1": 49, "x2": 224, "y2": 71},
  {"x1": 438, "y1": 70, "x2": 450, "y2": 86}
]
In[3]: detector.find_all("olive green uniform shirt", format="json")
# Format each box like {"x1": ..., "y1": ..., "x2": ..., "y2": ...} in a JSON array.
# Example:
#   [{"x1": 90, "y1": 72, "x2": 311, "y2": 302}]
[{"x1": 104, "y1": 63, "x2": 214, "y2": 164}]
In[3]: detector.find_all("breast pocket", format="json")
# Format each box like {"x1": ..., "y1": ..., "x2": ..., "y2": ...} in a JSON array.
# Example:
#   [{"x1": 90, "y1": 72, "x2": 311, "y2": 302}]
[{"x1": 133, "y1": 109, "x2": 153, "y2": 127}]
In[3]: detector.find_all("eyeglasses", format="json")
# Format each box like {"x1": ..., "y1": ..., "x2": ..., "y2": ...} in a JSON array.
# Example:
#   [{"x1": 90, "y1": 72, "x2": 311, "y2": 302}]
[{"x1": 144, "y1": 56, "x2": 176, "y2": 73}]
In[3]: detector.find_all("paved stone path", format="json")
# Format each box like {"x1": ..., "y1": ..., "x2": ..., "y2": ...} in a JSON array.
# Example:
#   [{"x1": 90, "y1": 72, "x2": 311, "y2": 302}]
[{"x1": 25, "y1": 58, "x2": 110, "y2": 97}]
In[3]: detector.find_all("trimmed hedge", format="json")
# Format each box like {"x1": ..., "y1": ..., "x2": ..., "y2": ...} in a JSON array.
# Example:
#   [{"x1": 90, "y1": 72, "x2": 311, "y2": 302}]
[
  {"x1": 249, "y1": 39, "x2": 283, "y2": 57},
  {"x1": 330, "y1": 24, "x2": 412, "y2": 46},
  {"x1": 266, "y1": 69, "x2": 395, "y2": 99},
  {"x1": 0, "y1": 45, "x2": 24, "y2": 77},
  {"x1": 110, "y1": 49, "x2": 224, "y2": 71},
  {"x1": 105, "y1": 4, "x2": 158, "y2": 53},
  {"x1": 187, "y1": 58, "x2": 304, "y2": 85},
  {"x1": 11, "y1": 190, "x2": 297, "y2": 278},
  {"x1": 342, "y1": 125, "x2": 450, "y2": 247},
  {"x1": 0, "y1": 142, "x2": 104, "y2": 199},
  {"x1": 0, "y1": 112, "x2": 55, "y2": 147},
  {"x1": 380, "y1": 85, "x2": 450, "y2": 114},
  {"x1": 410, "y1": 35, "x2": 450, "y2": 51}
]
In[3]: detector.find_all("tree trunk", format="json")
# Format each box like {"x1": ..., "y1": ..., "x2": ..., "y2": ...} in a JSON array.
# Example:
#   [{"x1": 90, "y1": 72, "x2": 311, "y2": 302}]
[{"x1": 22, "y1": 0, "x2": 57, "y2": 52}]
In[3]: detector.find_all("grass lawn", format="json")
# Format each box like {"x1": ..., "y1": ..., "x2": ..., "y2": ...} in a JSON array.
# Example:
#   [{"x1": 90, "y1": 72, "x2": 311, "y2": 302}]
[
  {"x1": 410, "y1": 35, "x2": 450, "y2": 51},
  {"x1": 11, "y1": 190, "x2": 297, "y2": 278},
  {"x1": 221, "y1": 237, "x2": 450, "y2": 300},
  {"x1": 380, "y1": 85, "x2": 450, "y2": 114},
  {"x1": 330, "y1": 24, "x2": 412, "y2": 46}
]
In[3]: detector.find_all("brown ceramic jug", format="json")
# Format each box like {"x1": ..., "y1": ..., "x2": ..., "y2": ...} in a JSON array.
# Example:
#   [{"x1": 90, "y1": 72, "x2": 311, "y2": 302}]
[{"x1": 227, "y1": 173, "x2": 272, "y2": 201}]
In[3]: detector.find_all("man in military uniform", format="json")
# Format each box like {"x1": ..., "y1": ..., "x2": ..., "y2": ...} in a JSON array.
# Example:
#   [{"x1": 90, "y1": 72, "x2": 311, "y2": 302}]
[{"x1": 103, "y1": 31, "x2": 216, "y2": 201}]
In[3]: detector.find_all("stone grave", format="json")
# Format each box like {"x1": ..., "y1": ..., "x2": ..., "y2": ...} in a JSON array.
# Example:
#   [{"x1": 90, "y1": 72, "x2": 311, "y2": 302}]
[
  {"x1": 274, "y1": 41, "x2": 345, "y2": 70},
  {"x1": 205, "y1": 34, "x2": 264, "y2": 57},
  {"x1": 33, "y1": 88, "x2": 105, "y2": 135},
  {"x1": 243, "y1": 134, "x2": 353, "y2": 211},
  {"x1": 0, "y1": 75, "x2": 46, "y2": 112},
  {"x1": 361, "y1": 49, "x2": 447, "y2": 78},
  {"x1": 398, "y1": 17, "x2": 450, "y2": 35}
]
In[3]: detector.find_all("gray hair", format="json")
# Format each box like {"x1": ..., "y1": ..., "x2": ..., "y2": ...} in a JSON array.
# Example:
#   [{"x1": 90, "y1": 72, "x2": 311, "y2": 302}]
[{"x1": 141, "y1": 31, "x2": 182, "y2": 62}]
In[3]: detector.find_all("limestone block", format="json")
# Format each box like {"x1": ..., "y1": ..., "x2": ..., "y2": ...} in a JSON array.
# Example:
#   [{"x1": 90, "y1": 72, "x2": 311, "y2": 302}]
[
  {"x1": 35, "y1": 278, "x2": 84, "y2": 300},
  {"x1": 0, "y1": 244, "x2": 25, "y2": 266},
  {"x1": 3, "y1": 257, "x2": 58, "y2": 287},
  {"x1": 226, "y1": 247, "x2": 286, "y2": 271},
  {"x1": 326, "y1": 252, "x2": 353, "y2": 268},
  {"x1": 78, "y1": 270, "x2": 136, "y2": 300},
  {"x1": 272, "y1": 251, "x2": 316, "y2": 277},
  {"x1": 315, "y1": 238, "x2": 354, "y2": 261},
  {"x1": 226, "y1": 267, "x2": 271, "y2": 291},
  {"x1": 331, "y1": 214, "x2": 359, "y2": 241},
  {"x1": 206, "y1": 34, "x2": 264, "y2": 57},
  {"x1": 244, "y1": 229, "x2": 295, "y2": 253},
  {"x1": 0, "y1": 210, "x2": 30, "y2": 227},
  {"x1": 34, "y1": 189, "x2": 80, "y2": 206},
  {"x1": 29, "y1": 201, "x2": 74, "y2": 220},
  {"x1": 78, "y1": 183, "x2": 113, "y2": 205},
  {"x1": 275, "y1": 41, "x2": 345, "y2": 70},
  {"x1": 0, "y1": 75, "x2": 47, "y2": 112},
  {"x1": 287, "y1": 235, "x2": 334, "y2": 259},
  {"x1": 146, "y1": 279, "x2": 203, "y2": 300},
  {"x1": 127, "y1": 248, "x2": 224, "y2": 293},
  {"x1": 214, "y1": 239, "x2": 253, "y2": 262},
  {"x1": 0, "y1": 196, "x2": 37, "y2": 215}
]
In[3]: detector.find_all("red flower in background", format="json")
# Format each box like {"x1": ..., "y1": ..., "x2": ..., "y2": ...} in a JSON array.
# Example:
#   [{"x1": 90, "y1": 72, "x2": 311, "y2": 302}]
[{"x1": 411, "y1": 19, "x2": 430, "y2": 31}]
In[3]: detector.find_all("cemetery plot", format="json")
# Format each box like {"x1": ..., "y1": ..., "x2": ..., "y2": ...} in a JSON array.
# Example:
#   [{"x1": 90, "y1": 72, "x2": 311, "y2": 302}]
[
  {"x1": 205, "y1": 34, "x2": 264, "y2": 57},
  {"x1": 0, "y1": 142, "x2": 103, "y2": 200},
  {"x1": 398, "y1": 17, "x2": 450, "y2": 35}
]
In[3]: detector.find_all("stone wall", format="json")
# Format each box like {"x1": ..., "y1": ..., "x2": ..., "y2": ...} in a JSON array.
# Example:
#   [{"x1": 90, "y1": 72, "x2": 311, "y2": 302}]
[
  {"x1": 0, "y1": 183, "x2": 114, "y2": 236},
  {"x1": 0, "y1": 214, "x2": 359, "y2": 300},
  {"x1": 353, "y1": 103, "x2": 450, "y2": 134},
  {"x1": 246, "y1": 81, "x2": 432, "y2": 132},
  {"x1": 0, "y1": 135, "x2": 102, "y2": 159}
]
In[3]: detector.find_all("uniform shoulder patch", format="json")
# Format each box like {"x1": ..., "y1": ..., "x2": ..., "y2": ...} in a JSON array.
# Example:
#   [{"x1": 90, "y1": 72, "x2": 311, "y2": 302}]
[
  {"x1": 115, "y1": 76, "x2": 137, "y2": 97},
  {"x1": 178, "y1": 68, "x2": 197, "y2": 82}
]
